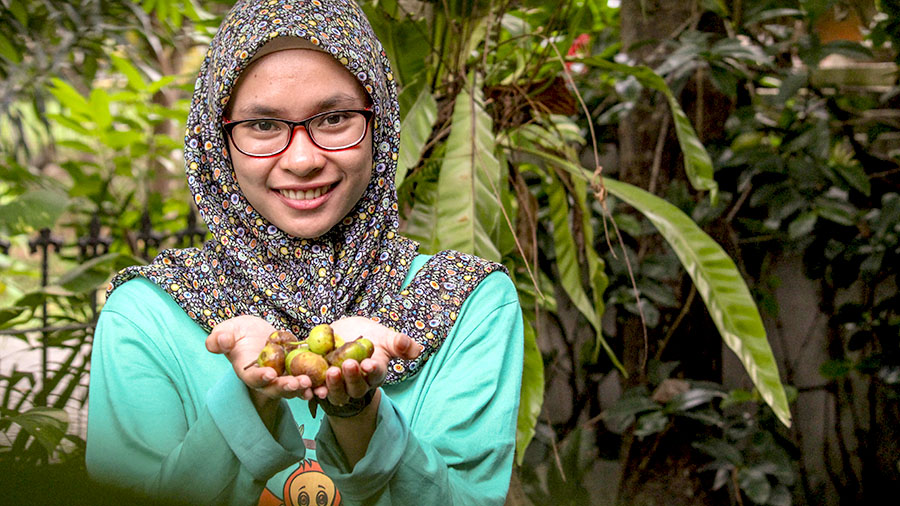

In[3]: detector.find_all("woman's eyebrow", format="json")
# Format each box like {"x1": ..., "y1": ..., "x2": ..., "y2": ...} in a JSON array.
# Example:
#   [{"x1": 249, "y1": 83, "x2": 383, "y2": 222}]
[{"x1": 235, "y1": 94, "x2": 366, "y2": 118}]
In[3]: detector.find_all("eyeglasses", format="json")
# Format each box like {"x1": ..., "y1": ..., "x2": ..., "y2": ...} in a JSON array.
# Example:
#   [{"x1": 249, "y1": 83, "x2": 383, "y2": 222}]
[{"x1": 223, "y1": 108, "x2": 373, "y2": 157}]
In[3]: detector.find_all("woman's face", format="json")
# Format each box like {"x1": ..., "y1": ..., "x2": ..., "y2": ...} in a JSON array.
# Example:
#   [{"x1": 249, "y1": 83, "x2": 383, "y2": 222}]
[{"x1": 226, "y1": 48, "x2": 373, "y2": 239}]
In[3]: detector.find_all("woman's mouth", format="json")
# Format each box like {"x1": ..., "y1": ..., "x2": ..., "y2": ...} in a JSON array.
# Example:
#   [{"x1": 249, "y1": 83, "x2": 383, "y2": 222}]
[
  {"x1": 279, "y1": 184, "x2": 333, "y2": 201},
  {"x1": 275, "y1": 183, "x2": 335, "y2": 211}
]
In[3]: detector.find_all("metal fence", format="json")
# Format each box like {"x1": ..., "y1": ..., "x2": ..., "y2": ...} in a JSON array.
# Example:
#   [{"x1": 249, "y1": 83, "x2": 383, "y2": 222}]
[{"x1": 0, "y1": 209, "x2": 208, "y2": 443}]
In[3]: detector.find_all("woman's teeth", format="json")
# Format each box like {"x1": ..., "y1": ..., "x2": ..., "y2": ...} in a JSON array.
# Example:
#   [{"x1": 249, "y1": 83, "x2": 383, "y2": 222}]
[{"x1": 280, "y1": 185, "x2": 330, "y2": 200}]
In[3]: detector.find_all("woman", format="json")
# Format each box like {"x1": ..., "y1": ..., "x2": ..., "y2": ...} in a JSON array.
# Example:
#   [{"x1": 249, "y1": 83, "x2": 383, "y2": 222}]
[{"x1": 85, "y1": 0, "x2": 523, "y2": 505}]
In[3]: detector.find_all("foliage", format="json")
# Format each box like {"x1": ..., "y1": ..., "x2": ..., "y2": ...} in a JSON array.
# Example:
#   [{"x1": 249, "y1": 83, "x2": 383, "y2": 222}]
[
  {"x1": 0, "y1": 0, "x2": 225, "y2": 470},
  {"x1": 362, "y1": 2, "x2": 788, "y2": 467},
  {"x1": 4, "y1": 0, "x2": 898, "y2": 504},
  {"x1": 601, "y1": 371, "x2": 798, "y2": 506}
]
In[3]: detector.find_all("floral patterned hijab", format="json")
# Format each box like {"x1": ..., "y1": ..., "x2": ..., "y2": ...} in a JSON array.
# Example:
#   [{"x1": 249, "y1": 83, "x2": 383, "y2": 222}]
[{"x1": 109, "y1": 0, "x2": 503, "y2": 383}]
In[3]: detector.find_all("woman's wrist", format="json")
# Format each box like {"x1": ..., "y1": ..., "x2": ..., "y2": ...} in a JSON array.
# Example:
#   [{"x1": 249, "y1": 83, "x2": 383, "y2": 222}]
[
  {"x1": 317, "y1": 388, "x2": 376, "y2": 418},
  {"x1": 250, "y1": 389, "x2": 281, "y2": 433},
  {"x1": 326, "y1": 389, "x2": 381, "y2": 467}
]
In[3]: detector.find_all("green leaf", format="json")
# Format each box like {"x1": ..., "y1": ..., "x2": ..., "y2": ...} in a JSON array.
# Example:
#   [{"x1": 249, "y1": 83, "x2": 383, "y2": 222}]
[
  {"x1": 56, "y1": 139, "x2": 97, "y2": 154},
  {"x1": 743, "y1": 8, "x2": 805, "y2": 25},
  {"x1": 0, "y1": 306, "x2": 29, "y2": 328},
  {"x1": 403, "y1": 170, "x2": 440, "y2": 253},
  {"x1": 9, "y1": 1, "x2": 29, "y2": 26},
  {"x1": 602, "y1": 177, "x2": 791, "y2": 427},
  {"x1": 603, "y1": 393, "x2": 660, "y2": 433},
  {"x1": 517, "y1": 147, "x2": 791, "y2": 427},
  {"x1": 45, "y1": 113, "x2": 91, "y2": 136},
  {"x1": 788, "y1": 211, "x2": 817, "y2": 240},
  {"x1": 822, "y1": 40, "x2": 873, "y2": 61},
  {"x1": 0, "y1": 32, "x2": 21, "y2": 63},
  {"x1": 0, "y1": 188, "x2": 70, "y2": 233},
  {"x1": 635, "y1": 410, "x2": 669, "y2": 437},
  {"x1": 47, "y1": 78, "x2": 91, "y2": 117},
  {"x1": 820, "y1": 359, "x2": 852, "y2": 379},
  {"x1": 397, "y1": 87, "x2": 437, "y2": 187},
  {"x1": 436, "y1": 77, "x2": 502, "y2": 261},
  {"x1": 56, "y1": 252, "x2": 142, "y2": 293},
  {"x1": 3, "y1": 407, "x2": 69, "y2": 455},
  {"x1": 814, "y1": 197, "x2": 855, "y2": 226},
  {"x1": 571, "y1": 173, "x2": 612, "y2": 362},
  {"x1": 147, "y1": 75, "x2": 176, "y2": 94},
  {"x1": 110, "y1": 53, "x2": 148, "y2": 91},
  {"x1": 89, "y1": 89, "x2": 113, "y2": 130},
  {"x1": 666, "y1": 386, "x2": 728, "y2": 412},
  {"x1": 833, "y1": 163, "x2": 871, "y2": 196},
  {"x1": 579, "y1": 57, "x2": 718, "y2": 203},
  {"x1": 516, "y1": 316, "x2": 544, "y2": 465},
  {"x1": 547, "y1": 174, "x2": 623, "y2": 372},
  {"x1": 768, "y1": 484, "x2": 792, "y2": 506},
  {"x1": 738, "y1": 468, "x2": 772, "y2": 504},
  {"x1": 693, "y1": 439, "x2": 743, "y2": 465}
]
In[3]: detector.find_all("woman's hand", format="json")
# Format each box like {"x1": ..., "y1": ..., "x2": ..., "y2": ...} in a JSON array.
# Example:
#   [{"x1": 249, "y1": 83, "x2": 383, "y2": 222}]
[
  {"x1": 318, "y1": 316, "x2": 422, "y2": 406},
  {"x1": 205, "y1": 316, "x2": 316, "y2": 409}
]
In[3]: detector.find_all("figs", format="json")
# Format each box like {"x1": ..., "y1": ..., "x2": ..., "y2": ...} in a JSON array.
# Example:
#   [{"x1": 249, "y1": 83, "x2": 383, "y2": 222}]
[
  {"x1": 325, "y1": 338, "x2": 375, "y2": 369},
  {"x1": 251, "y1": 325, "x2": 375, "y2": 381},
  {"x1": 285, "y1": 349, "x2": 329, "y2": 387}
]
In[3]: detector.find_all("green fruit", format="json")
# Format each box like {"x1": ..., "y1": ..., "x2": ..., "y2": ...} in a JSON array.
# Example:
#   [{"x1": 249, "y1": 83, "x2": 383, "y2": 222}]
[
  {"x1": 356, "y1": 338, "x2": 374, "y2": 356},
  {"x1": 268, "y1": 330, "x2": 302, "y2": 353},
  {"x1": 256, "y1": 341, "x2": 285, "y2": 376},
  {"x1": 307, "y1": 324, "x2": 335, "y2": 355},
  {"x1": 325, "y1": 338, "x2": 374, "y2": 369},
  {"x1": 286, "y1": 349, "x2": 329, "y2": 387}
]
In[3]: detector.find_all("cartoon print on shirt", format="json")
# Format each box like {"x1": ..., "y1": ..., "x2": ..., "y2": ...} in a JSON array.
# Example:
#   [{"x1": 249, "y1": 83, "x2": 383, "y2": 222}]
[{"x1": 258, "y1": 458, "x2": 341, "y2": 506}]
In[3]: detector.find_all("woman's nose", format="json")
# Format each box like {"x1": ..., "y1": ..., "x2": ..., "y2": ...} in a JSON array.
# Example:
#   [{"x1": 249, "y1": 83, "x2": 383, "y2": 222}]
[{"x1": 279, "y1": 126, "x2": 325, "y2": 175}]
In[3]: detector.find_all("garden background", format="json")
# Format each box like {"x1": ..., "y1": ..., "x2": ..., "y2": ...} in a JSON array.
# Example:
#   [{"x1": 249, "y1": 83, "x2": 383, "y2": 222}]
[{"x1": 1, "y1": 0, "x2": 898, "y2": 504}]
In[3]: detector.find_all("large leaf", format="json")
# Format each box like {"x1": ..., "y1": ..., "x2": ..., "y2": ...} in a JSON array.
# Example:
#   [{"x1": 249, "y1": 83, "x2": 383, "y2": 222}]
[
  {"x1": 579, "y1": 57, "x2": 719, "y2": 204},
  {"x1": 396, "y1": 87, "x2": 437, "y2": 188},
  {"x1": 546, "y1": 174, "x2": 623, "y2": 372},
  {"x1": 571, "y1": 173, "x2": 611, "y2": 362},
  {"x1": 402, "y1": 172, "x2": 441, "y2": 254},
  {"x1": 0, "y1": 188, "x2": 70, "y2": 233},
  {"x1": 602, "y1": 178, "x2": 790, "y2": 427},
  {"x1": 2, "y1": 407, "x2": 68, "y2": 455},
  {"x1": 56, "y1": 252, "x2": 145, "y2": 293},
  {"x1": 436, "y1": 77, "x2": 502, "y2": 261},
  {"x1": 516, "y1": 314, "x2": 544, "y2": 465},
  {"x1": 518, "y1": 147, "x2": 791, "y2": 427}
]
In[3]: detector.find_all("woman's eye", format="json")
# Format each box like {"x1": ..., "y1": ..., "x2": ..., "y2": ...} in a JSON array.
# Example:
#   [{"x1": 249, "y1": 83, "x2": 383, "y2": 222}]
[
  {"x1": 320, "y1": 112, "x2": 349, "y2": 127},
  {"x1": 248, "y1": 120, "x2": 282, "y2": 132}
]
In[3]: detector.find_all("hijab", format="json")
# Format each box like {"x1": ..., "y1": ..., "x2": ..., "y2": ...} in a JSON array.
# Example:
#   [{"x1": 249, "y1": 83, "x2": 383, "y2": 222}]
[{"x1": 108, "y1": 0, "x2": 504, "y2": 383}]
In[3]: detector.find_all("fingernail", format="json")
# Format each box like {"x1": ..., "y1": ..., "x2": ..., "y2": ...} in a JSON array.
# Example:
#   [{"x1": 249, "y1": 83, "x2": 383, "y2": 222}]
[{"x1": 263, "y1": 371, "x2": 276, "y2": 382}]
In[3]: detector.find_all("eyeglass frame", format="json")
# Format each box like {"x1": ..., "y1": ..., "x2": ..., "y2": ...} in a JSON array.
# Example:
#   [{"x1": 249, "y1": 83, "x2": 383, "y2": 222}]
[{"x1": 222, "y1": 107, "x2": 374, "y2": 157}]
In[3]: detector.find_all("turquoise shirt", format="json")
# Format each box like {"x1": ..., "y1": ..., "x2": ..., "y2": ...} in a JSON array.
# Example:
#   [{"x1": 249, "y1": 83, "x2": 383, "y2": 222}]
[{"x1": 86, "y1": 254, "x2": 523, "y2": 505}]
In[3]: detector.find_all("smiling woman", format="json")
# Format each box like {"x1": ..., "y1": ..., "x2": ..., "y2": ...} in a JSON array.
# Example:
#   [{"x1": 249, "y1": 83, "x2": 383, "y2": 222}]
[
  {"x1": 84, "y1": 0, "x2": 523, "y2": 505},
  {"x1": 225, "y1": 48, "x2": 374, "y2": 239}
]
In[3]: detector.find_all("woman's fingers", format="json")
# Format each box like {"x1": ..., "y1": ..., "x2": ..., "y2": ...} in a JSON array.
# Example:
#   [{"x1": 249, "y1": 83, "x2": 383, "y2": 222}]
[
  {"x1": 391, "y1": 332, "x2": 423, "y2": 360},
  {"x1": 324, "y1": 366, "x2": 349, "y2": 404},
  {"x1": 205, "y1": 328, "x2": 234, "y2": 354}
]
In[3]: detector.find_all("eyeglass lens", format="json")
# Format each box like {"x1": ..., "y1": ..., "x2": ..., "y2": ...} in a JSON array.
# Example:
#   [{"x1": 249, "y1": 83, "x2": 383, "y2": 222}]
[{"x1": 231, "y1": 110, "x2": 368, "y2": 155}]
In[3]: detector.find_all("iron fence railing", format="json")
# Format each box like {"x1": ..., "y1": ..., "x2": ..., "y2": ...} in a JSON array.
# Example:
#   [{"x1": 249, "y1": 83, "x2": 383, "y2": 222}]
[{"x1": 0, "y1": 208, "x2": 209, "y2": 443}]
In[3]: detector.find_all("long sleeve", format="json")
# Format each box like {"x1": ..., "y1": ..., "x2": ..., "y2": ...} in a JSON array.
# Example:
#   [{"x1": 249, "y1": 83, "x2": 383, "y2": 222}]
[
  {"x1": 86, "y1": 279, "x2": 306, "y2": 505},
  {"x1": 314, "y1": 271, "x2": 524, "y2": 505}
]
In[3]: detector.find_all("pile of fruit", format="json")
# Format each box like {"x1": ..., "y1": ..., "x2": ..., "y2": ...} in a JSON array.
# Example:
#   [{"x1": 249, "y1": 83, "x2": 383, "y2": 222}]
[{"x1": 253, "y1": 323, "x2": 374, "y2": 387}]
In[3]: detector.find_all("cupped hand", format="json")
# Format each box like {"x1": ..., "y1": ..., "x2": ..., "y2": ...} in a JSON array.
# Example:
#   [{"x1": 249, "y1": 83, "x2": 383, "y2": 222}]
[
  {"x1": 205, "y1": 315, "x2": 316, "y2": 405},
  {"x1": 318, "y1": 316, "x2": 422, "y2": 406}
]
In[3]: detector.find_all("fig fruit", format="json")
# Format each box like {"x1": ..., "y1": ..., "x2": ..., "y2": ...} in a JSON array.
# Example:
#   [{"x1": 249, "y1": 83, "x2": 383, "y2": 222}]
[
  {"x1": 325, "y1": 338, "x2": 374, "y2": 369},
  {"x1": 306, "y1": 324, "x2": 335, "y2": 355},
  {"x1": 286, "y1": 349, "x2": 329, "y2": 387},
  {"x1": 256, "y1": 341, "x2": 286, "y2": 376},
  {"x1": 268, "y1": 330, "x2": 302, "y2": 353}
]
